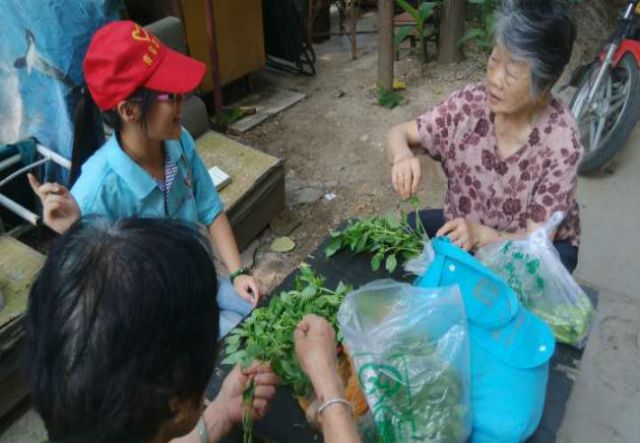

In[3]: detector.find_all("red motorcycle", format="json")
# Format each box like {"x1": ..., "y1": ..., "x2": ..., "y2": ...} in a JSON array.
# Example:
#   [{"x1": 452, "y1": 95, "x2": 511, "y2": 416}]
[{"x1": 569, "y1": 0, "x2": 640, "y2": 174}]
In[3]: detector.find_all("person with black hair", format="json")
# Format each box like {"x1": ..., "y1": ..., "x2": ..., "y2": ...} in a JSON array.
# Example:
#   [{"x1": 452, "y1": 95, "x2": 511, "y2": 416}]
[
  {"x1": 26, "y1": 217, "x2": 361, "y2": 443},
  {"x1": 28, "y1": 21, "x2": 259, "y2": 337},
  {"x1": 387, "y1": 0, "x2": 583, "y2": 273}
]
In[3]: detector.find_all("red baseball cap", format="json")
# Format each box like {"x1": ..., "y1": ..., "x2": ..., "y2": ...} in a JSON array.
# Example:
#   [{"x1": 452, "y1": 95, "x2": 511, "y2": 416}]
[{"x1": 83, "y1": 20, "x2": 206, "y2": 110}]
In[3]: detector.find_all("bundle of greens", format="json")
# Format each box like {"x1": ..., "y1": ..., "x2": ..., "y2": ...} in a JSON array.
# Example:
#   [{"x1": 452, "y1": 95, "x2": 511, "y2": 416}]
[
  {"x1": 325, "y1": 198, "x2": 428, "y2": 273},
  {"x1": 222, "y1": 265, "x2": 351, "y2": 396}
]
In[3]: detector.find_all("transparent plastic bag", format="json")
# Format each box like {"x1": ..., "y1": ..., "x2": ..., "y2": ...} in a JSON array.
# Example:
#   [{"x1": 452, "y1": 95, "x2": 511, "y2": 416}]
[
  {"x1": 403, "y1": 240, "x2": 436, "y2": 276},
  {"x1": 476, "y1": 212, "x2": 596, "y2": 348},
  {"x1": 338, "y1": 280, "x2": 471, "y2": 443}
]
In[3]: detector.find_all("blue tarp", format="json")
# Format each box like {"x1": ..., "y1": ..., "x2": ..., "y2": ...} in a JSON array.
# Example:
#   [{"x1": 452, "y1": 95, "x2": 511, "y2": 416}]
[{"x1": 0, "y1": 0, "x2": 120, "y2": 180}]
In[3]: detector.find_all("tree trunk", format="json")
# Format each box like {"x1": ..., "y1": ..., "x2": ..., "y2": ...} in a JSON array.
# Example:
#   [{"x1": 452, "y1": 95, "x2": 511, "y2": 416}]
[
  {"x1": 377, "y1": 0, "x2": 394, "y2": 89},
  {"x1": 438, "y1": 0, "x2": 466, "y2": 64}
]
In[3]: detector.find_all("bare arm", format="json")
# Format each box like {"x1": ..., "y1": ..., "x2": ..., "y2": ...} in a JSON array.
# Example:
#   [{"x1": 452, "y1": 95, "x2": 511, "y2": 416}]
[
  {"x1": 295, "y1": 315, "x2": 361, "y2": 443},
  {"x1": 208, "y1": 213, "x2": 261, "y2": 304},
  {"x1": 386, "y1": 120, "x2": 423, "y2": 199},
  {"x1": 208, "y1": 213, "x2": 242, "y2": 274},
  {"x1": 169, "y1": 400, "x2": 232, "y2": 443},
  {"x1": 385, "y1": 120, "x2": 422, "y2": 164}
]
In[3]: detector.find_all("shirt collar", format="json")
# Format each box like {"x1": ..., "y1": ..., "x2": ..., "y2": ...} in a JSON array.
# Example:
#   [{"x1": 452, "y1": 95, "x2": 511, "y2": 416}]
[
  {"x1": 104, "y1": 134, "x2": 162, "y2": 199},
  {"x1": 164, "y1": 138, "x2": 184, "y2": 164}
]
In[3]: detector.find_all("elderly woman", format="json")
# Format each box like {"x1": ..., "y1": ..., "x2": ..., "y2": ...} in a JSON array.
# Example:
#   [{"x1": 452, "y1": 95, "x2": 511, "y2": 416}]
[{"x1": 387, "y1": 0, "x2": 581, "y2": 272}]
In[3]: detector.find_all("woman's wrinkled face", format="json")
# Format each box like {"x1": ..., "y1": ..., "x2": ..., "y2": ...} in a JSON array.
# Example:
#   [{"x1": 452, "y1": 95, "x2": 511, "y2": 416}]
[
  {"x1": 144, "y1": 92, "x2": 185, "y2": 141},
  {"x1": 486, "y1": 43, "x2": 535, "y2": 115}
]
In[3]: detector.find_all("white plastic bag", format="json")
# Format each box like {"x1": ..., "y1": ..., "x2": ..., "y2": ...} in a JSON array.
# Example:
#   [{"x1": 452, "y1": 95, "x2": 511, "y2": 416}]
[
  {"x1": 476, "y1": 212, "x2": 595, "y2": 348},
  {"x1": 338, "y1": 280, "x2": 471, "y2": 443}
]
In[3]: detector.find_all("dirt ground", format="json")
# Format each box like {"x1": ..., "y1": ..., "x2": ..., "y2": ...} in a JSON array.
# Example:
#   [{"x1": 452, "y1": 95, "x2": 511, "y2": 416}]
[{"x1": 230, "y1": 1, "x2": 615, "y2": 293}]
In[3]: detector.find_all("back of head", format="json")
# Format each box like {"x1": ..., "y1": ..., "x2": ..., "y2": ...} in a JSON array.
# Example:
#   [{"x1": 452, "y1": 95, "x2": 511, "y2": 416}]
[
  {"x1": 25, "y1": 217, "x2": 219, "y2": 443},
  {"x1": 495, "y1": 0, "x2": 577, "y2": 97}
]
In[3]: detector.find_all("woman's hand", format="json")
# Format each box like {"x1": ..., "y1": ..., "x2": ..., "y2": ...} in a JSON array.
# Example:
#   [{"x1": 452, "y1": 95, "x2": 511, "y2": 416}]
[
  {"x1": 294, "y1": 315, "x2": 342, "y2": 398},
  {"x1": 216, "y1": 362, "x2": 280, "y2": 425},
  {"x1": 436, "y1": 218, "x2": 480, "y2": 251},
  {"x1": 391, "y1": 156, "x2": 422, "y2": 199},
  {"x1": 28, "y1": 173, "x2": 80, "y2": 234},
  {"x1": 233, "y1": 275, "x2": 261, "y2": 307}
]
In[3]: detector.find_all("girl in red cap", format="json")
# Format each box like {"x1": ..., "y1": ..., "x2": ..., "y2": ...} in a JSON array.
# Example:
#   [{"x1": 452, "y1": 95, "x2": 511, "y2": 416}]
[{"x1": 29, "y1": 21, "x2": 260, "y2": 336}]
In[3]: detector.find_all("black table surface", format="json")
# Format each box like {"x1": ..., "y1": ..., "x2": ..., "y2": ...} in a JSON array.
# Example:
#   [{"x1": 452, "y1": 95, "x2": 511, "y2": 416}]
[{"x1": 207, "y1": 234, "x2": 596, "y2": 443}]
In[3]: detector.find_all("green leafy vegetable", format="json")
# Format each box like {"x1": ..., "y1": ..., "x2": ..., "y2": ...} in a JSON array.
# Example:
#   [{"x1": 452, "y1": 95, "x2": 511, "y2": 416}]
[
  {"x1": 223, "y1": 265, "x2": 352, "y2": 396},
  {"x1": 326, "y1": 199, "x2": 428, "y2": 273},
  {"x1": 242, "y1": 379, "x2": 255, "y2": 443}
]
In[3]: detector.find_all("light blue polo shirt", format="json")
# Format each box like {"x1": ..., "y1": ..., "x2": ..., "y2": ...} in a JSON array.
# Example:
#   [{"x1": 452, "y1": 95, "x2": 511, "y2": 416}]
[{"x1": 71, "y1": 128, "x2": 223, "y2": 226}]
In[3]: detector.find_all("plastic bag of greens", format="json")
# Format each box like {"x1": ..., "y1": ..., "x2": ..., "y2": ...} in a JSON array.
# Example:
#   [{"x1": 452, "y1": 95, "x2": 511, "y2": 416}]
[
  {"x1": 338, "y1": 280, "x2": 471, "y2": 443},
  {"x1": 476, "y1": 212, "x2": 595, "y2": 348}
]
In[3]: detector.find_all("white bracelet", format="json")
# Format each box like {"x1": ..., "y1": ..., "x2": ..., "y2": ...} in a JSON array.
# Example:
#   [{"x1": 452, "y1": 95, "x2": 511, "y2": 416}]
[
  {"x1": 196, "y1": 415, "x2": 209, "y2": 443},
  {"x1": 317, "y1": 398, "x2": 354, "y2": 415}
]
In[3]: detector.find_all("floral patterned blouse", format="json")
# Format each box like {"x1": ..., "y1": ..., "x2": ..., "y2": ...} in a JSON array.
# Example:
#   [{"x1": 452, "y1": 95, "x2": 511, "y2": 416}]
[{"x1": 416, "y1": 83, "x2": 582, "y2": 247}]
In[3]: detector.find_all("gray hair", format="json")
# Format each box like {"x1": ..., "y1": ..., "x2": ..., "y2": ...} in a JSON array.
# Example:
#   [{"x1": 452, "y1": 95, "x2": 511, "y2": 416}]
[{"x1": 494, "y1": 0, "x2": 576, "y2": 98}]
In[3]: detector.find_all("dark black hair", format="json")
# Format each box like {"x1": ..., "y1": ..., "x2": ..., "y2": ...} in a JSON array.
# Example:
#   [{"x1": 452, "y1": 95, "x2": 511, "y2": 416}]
[
  {"x1": 25, "y1": 217, "x2": 219, "y2": 443},
  {"x1": 69, "y1": 88, "x2": 159, "y2": 187},
  {"x1": 495, "y1": 0, "x2": 577, "y2": 97}
]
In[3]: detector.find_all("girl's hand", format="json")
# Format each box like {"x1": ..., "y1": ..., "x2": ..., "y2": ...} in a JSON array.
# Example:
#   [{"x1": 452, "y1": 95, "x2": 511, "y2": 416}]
[
  {"x1": 233, "y1": 274, "x2": 261, "y2": 306},
  {"x1": 28, "y1": 173, "x2": 80, "y2": 234}
]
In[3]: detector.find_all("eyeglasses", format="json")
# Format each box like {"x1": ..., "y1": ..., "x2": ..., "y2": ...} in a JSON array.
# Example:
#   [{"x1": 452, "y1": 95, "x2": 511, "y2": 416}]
[
  {"x1": 156, "y1": 92, "x2": 188, "y2": 103},
  {"x1": 127, "y1": 92, "x2": 190, "y2": 105}
]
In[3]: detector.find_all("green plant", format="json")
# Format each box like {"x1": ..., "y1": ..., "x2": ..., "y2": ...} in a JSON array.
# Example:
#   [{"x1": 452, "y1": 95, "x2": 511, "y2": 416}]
[
  {"x1": 242, "y1": 380, "x2": 255, "y2": 443},
  {"x1": 458, "y1": 0, "x2": 497, "y2": 51},
  {"x1": 377, "y1": 86, "x2": 406, "y2": 109},
  {"x1": 395, "y1": 1, "x2": 440, "y2": 67},
  {"x1": 325, "y1": 196, "x2": 428, "y2": 273},
  {"x1": 222, "y1": 265, "x2": 351, "y2": 396}
]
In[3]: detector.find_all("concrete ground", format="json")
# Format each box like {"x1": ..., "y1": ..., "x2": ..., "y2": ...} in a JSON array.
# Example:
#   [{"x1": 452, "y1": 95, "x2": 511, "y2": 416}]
[{"x1": 556, "y1": 126, "x2": 640, "y2": 443}]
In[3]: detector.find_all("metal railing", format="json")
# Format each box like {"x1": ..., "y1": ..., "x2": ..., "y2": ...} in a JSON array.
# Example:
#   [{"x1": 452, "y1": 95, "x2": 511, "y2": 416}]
[{"x1": 0, "y1": 144, "x2": 71, "y2": 225}]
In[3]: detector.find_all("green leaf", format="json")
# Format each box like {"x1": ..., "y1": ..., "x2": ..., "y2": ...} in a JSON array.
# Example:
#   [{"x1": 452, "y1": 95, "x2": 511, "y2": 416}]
[
  {"x1": 395, "y1": 0, "x2": 419, "y2": 21},
  {"x1": 355, "y1": 232, "x2": 369, "y2": 253},
  {"x1": 371, "y1": 253, "x2": 384, "y2": 272},
  {"x1": 484, "y1": 11, "x2": 497, "y2": 36},
  {"x1": 407, "y1": 195, "x2": 420, "y2": 208},
  {"x1": 457, "y1": 27, "x2": 486, "y2": 47},
  {"x1": 271, "y1": 236, "x2": 296, "y2": 253},
  {"x1": 300, "y1": 285, "x2": 317, "y2": 299},
  {"x1": 394, "y1": 25, "x2": 414, "y2": 45},
  {"x1": 385, "y1": 254, "x2": 398, "y2": 273},
  {"x1": 221, "y1": 351, "x2": 245, "y2": 366},
  {"x1": 418, "y1": 2, "x2": 435, "y2": 20},
  {"x1": 377, "y1": 87, "x2": 406, "y2": 109},
  {"x1": 325, "y1": 236, "x2": 343, "y2": 257}
]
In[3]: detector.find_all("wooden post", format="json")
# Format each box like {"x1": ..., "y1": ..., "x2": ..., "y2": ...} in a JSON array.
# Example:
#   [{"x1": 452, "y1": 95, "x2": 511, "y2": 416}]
[
  {"x1": 437, "y1": 0, "x2": 466, "y2": 64},
  {"x1": 377, "y1": 0, "x2": 394, "y2": 90},
  {"x1": 204, "y1": 0, "x2": 226, "y2": 130},
  {"x1": 348, "y1": 1, "x2": 358, "y2": 60}
]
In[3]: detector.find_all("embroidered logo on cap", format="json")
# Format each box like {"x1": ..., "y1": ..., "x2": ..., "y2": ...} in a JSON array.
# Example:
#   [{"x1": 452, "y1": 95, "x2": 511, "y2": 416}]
[{"x1": 131, "y1": 24, "x2": 161, "y2": 67}]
